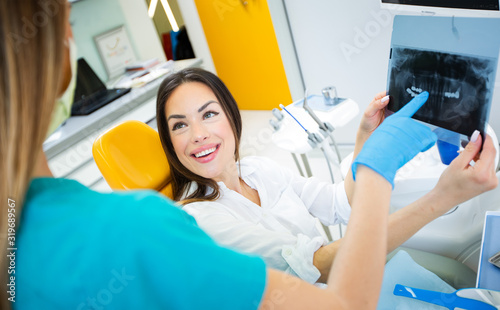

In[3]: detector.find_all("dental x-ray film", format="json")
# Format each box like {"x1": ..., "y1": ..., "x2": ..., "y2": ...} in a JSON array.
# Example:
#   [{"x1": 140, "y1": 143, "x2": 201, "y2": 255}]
[
  {"x1": 387, "y1": 46, "x2": 496, "y2": 136},
  {"x1": 387, "y1": 15, "x2": 500, "y2": 137}
]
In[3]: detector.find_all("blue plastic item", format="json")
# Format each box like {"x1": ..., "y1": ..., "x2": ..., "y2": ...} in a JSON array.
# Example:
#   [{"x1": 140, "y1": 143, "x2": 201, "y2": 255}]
[
  {"x1": 434, "y1": 127, "x2": 461, "y2": 165},
  {"x1": 393, "y1": 284, "x2": 497, "y2": 310},
  {"x1": 377, "y1": 250, "x2": 455, "y2": 310},
  {"x1": 437, "y1": 139, "x2": 460, "y2": 165}
]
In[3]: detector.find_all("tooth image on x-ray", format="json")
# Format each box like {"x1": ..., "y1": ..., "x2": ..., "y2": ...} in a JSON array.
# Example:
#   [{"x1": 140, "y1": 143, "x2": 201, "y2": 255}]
[{"x1": 387, "y1": 46, "x2": 496, "y2": 136}]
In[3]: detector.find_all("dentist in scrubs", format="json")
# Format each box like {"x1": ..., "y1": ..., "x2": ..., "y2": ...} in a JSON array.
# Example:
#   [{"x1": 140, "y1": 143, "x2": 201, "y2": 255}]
[{"x1": 2, "y1": 1, "x2": 497, "y2": 309}]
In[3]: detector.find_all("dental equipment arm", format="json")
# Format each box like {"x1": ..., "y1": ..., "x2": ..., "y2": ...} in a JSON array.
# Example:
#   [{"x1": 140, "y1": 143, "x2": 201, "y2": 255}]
[
  {"x1": 302, "y1": 93, "x2": 343, "y2": 163},
  {"x1": 279, "y1": 97, "x2": 344, "y2": 184},
  {"x1": 279, "y1": 102, "x2": 339, "y2": 186},
  {"x1": 279, "y1": 103, "x2": 322, "y2": 149}
]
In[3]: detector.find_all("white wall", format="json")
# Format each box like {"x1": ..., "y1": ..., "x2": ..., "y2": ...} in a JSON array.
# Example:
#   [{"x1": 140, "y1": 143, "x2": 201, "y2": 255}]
[
  {"x1": 167, "y1": 0, "x2": 500, "y2": 144},
  {"x1": 71, "y1": 0, "x2": 166, "y2": 82},
  {"x1": 283, "y1": 0, "x2": 500, "y2": 145},
  {"x1": 71, "y1": 0, "x2": 130, "y2": 81},
  {"x1": 118, "y1": 0, "x2": 166, "y2": 62},
  {"x1": 283, "y1": 0, "x2": 393, "y2": 145},
  {"x1": 267, "y1": 0, "x2": 305, "y2": 102}
]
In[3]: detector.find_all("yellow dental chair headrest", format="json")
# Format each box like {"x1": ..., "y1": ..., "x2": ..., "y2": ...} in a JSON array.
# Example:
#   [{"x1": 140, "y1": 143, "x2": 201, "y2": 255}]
[{"x1": 92, "y1": 120, "x2": 173, "y2": 199}]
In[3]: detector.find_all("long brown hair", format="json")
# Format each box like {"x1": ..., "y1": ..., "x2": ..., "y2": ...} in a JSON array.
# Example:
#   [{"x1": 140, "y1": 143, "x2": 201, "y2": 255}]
[
  {"x1": 156, "y1": 68, "x2": 242, "y2": 204},
  {"x1": 0, "y1": 0, "x2": 67, "y2": 308}
]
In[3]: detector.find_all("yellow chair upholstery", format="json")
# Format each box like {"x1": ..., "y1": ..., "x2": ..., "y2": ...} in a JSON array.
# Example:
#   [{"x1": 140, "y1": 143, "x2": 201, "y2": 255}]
[{"x1": 92, "y1": 120, "x2": 173, "y2": 199}]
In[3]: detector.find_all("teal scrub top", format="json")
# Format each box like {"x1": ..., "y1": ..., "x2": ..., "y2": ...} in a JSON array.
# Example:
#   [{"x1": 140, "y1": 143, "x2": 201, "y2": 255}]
[{"x1": 15, "y1": 178, "x2": 266, "y2": 309}]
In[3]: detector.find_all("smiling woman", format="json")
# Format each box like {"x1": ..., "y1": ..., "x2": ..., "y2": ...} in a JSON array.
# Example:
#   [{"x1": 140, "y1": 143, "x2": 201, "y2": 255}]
[
  {"x1": 156, "y1": 68, "x2": 243, "y2": 203},
  {"x1": 165, "y1": 82, "x2": 236, "y2": 181},
  {"x1": 155, "y1": 67, "x2": 498, "y2": 293},
  {"x1": 155, "y1": 68, "x2": 359, "y2": 283}
]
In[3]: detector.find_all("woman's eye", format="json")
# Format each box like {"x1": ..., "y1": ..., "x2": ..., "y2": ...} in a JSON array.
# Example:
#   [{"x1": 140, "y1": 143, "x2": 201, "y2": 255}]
[
  {"x1": 203, "y1": 111, "x2": 219, "y2": 119},
  {"x1": 172, "y1": 122, "x2": 186, "y2": 131}
]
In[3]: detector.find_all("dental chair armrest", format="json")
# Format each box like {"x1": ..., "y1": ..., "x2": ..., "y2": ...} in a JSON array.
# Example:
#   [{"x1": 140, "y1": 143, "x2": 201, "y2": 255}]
[{"x1": 387, "y1": 247, "x2": 476, "y2": 289}]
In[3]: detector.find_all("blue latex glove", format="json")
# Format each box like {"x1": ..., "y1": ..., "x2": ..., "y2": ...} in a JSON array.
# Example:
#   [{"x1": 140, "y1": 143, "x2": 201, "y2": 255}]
[{"x1": 352, "y1": 92, "x2": 437, "y2": 188}]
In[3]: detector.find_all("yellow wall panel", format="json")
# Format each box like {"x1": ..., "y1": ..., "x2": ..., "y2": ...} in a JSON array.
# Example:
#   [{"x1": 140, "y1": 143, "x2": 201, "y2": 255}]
[{"x1": 194, "y1": 0, "x2": 292, "y2": 110}]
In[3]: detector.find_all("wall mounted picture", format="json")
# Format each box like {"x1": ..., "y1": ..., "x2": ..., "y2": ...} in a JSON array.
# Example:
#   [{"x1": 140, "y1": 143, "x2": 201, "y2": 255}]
[{"x1": 94, "y1": 25, "x2": 137, "y2": 79}]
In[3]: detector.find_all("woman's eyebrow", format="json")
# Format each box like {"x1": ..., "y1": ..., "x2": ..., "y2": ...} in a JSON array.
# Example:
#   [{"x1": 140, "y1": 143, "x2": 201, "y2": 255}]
[
  {"x1": 198, "y1": 100, "x2": 218, "y2": 112},
  {"x1": 167, "y1": 100, "x2": 219, "y2": 122},
  {"x1": 167, "y1": 114, "x2": 185, "y2": 122}
]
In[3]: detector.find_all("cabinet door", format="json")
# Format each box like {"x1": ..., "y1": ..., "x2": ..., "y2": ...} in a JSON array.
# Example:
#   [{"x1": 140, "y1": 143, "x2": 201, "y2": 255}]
[{"x1": 194, "y1": 0, "x2": 291, "y2": 110}]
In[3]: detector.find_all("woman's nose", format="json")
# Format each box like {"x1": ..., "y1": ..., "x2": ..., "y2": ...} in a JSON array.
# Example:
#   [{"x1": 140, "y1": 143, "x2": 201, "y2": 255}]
[{"x1": 191, "y1": 123, "x2": 209, "y2": 143}]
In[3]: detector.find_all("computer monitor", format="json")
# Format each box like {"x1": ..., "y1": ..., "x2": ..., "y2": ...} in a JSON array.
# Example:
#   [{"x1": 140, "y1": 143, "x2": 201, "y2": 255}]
[
  {"x1": 381, "y1": 0, "x2": 500, "y2": 17},
  {"x1": 73, "y1": 58, "x2": 107, "y2": 102},
  {"x1": 72, "y1": 58, "x2": 130, "y2": 116},
  {"x1": 386, "y1": 15, "x2": 500, "y2": 138}
]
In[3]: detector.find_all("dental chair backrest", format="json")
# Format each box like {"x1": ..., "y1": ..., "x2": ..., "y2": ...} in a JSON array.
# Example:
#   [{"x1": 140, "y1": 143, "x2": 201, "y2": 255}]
[{"x1": 92, "y1": 120, "x2": 173, "y2": 199}]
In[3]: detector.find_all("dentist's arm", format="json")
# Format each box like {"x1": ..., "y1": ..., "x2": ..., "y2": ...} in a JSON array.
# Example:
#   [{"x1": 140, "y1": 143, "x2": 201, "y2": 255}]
[
  {"x1": 350, "y1": 94, "x2": 498, "y2": 252},
  {"x1": 385, "y1": 132, "x2": 498, "y2": 253},
  {"x1": 313, "y1": 91, "x2": 391, "y2": 283},
  {"x1": 312, "y1": 91, "x2": 390, "y2": 282},
  {"x1": 313, "y1": 132, "x2": 498, "y2": 283},
  {"x1": 263, "y1": 166, "x2": 391, "y2": 310},
  {"x1": 261, "y1": 92, "x2": 436, "y2": 309}
]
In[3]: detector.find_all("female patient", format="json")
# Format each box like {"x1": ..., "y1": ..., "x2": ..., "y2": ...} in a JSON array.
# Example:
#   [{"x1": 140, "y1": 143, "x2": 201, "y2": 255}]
[
  {"x1": 156, "y1": 68, "x2": 498, "y2": 284},
  {"x1": 4, "y1": 1, "x2": 496, "y2": 308}
]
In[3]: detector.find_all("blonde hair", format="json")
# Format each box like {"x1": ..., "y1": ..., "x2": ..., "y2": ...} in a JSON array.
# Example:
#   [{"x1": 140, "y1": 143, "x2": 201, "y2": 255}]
[{"x1": 0, "y1": 0, "x2": 67, "y2": 308}]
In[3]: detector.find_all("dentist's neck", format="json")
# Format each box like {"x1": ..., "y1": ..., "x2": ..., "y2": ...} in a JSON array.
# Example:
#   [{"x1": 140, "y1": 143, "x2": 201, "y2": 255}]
[{"x1": 33, "y1": 148, "x2": 54, "y2": 178}]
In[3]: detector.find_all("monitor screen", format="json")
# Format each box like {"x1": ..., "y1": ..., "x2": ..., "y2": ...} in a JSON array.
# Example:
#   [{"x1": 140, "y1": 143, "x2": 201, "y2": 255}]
[
  {"x1": 73, "y1": 58, "x2": 106, "y2": 103},
  {"x1": 382, "y1": 0, "x2": 499, "y2": 11},
  {"x1": 386, "y1": 15, "x2": 500, "y2": 138},
  {"x1": 381, "y1": 0, "x2": 500, "y2": 17},
  {"x1": 387, "y1": 46, "x2": 496, "y2": 136}
]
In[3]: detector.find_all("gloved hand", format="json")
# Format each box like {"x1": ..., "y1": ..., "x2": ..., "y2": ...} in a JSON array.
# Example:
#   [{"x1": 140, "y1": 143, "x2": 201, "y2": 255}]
[{"x1": 351, "y1": 91, "x2": 437, "y2": 188}]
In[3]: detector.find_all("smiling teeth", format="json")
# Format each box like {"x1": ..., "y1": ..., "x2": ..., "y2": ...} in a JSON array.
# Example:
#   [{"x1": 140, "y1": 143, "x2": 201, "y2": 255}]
[{"x1": 194, "y1": 147, "x2": 216, "y2": 158}]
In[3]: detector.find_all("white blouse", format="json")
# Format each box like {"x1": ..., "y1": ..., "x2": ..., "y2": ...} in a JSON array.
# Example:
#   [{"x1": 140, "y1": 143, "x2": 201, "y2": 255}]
[{"x1": 182, "y1": 156, "x2": 351, "y2": 283}]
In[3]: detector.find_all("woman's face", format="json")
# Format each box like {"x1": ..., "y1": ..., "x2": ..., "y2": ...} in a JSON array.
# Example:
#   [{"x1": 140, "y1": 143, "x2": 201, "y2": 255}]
[{"x1": 165, "y1": 82, "x2": 236, "y2": 182}]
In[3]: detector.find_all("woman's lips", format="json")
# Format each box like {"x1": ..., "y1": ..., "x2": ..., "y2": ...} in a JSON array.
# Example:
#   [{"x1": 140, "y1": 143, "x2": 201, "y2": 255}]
[{"x1": 191, "y1": 144, "x2": 220, "y2": 163}]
